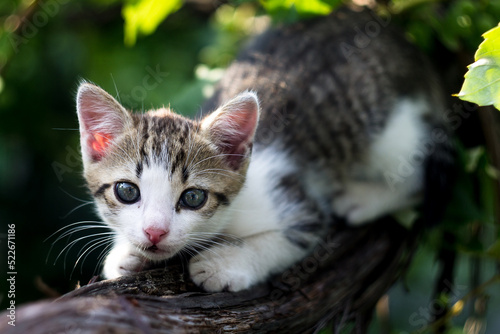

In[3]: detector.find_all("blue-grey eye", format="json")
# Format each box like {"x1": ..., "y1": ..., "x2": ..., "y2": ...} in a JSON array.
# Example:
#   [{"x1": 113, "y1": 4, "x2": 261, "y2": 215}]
[
  {"x1": 115, "y1": 182, "x2": 140, "y2": 204},
  {"x1": 180, "y1": 189, "x2": 207, "y2": 210}
]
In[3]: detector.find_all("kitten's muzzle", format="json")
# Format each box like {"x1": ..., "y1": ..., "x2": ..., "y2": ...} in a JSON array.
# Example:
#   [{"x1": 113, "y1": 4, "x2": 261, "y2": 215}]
[{"x1": 144, "y1": 227, "x2": 169, "y2": 245}]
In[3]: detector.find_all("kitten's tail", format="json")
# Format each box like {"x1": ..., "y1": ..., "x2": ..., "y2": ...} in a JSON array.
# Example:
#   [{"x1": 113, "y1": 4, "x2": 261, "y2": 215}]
[{"x1": 421, "y1": 125, "x2": 457, "y2": 227}]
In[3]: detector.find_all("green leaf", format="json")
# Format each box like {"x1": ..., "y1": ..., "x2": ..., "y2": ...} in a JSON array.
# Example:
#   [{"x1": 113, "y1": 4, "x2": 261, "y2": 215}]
[
  {"x1": 123, "y1": 0, "x2": 183, "y2": 46},
  {"x1": 457, "y1": 23, "x2": 500, "y2": 110},
  {"x1": 260, "y1": 0, "x2": 339, "y2": 21},
  {"x1": 294, "y1": 0, "x2": 334, "y2": 16}
]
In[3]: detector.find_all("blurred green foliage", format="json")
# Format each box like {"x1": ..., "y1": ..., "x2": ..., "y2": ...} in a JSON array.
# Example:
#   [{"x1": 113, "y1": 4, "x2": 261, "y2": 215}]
[
  {"x1": 0, "y1": 0, "x2": 499, "y2": 333},
  {"x1": 392, "y1": 0, "x2": 500, "y2": 52}
]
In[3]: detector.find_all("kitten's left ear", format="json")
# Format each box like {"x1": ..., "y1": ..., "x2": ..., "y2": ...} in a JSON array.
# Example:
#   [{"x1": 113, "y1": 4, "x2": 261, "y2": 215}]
[
  {"x1": 201, "y1": 91, "x2": 260, "y2": 169},
  {"x1": 76, "y1": 82, "x2": 132, "y2": 164}
]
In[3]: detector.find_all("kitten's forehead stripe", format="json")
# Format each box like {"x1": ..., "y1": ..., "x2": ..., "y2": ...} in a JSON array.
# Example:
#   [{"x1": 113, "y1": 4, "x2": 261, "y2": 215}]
[
  {"x1": 139, "y1": 117, "x2": 150, "y2": 167},
  {"x1": 127, "y1": 112, "x2": 229, "y2": 193},
  {"x1": 182, "y1": 166, "x2": 189, "y2": 184},
  {"x1": 135, "y1": 161, "x2": 143, "y2": 179},
  {"x1": 172, "y1": 149, "x2": 186, "y2": 177},
  {"x1": 94, "y1": 183, "x2": 111, "y2": 197},
  {"x1": 133, "y1": 113, "x2": 202, "y2": 178}
]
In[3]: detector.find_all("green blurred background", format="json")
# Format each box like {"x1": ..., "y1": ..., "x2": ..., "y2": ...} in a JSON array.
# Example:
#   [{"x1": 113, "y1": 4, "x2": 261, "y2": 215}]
[{"x1": 1, "y1": 0, "x2": 500, "y2": 333}]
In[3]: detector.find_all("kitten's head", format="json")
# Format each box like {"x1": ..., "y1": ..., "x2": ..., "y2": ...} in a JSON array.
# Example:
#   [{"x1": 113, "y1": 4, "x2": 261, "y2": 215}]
[{"x1": 76, "y1": 83, "x2": 259, "y2": 261}]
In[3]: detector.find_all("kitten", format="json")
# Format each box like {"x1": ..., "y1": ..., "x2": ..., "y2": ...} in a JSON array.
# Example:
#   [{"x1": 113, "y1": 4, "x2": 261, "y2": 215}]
[{"x1": 75, "y1": 8, "x2": 453, "y2": 292}]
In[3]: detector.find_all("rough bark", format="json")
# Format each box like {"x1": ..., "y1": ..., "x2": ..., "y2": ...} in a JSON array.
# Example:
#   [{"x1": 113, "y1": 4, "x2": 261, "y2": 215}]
[{"x1": 0, "y1": 219, "x2": 417, "y2": 334}]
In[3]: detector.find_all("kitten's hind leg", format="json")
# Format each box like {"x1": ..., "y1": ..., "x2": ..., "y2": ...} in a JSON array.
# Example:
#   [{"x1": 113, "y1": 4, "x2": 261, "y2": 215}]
[
  {"x1": 332, "y1": 180, "x2": 421, "y2": 225},
  {"x1": 333, "y1": 98, "x2": 432, "y2": 226}
]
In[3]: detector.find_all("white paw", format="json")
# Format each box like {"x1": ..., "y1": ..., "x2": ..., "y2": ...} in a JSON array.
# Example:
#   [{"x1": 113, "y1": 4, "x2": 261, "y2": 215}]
[
  {"x1": 103, "y1": 242, "x2": 150, "y2": 279},
  {"x1": 189, "y1": 248, "x2": 255, "y2": 292},
  {"x1": 333, "y1": 183, "x2": 397, "y2": 225}
]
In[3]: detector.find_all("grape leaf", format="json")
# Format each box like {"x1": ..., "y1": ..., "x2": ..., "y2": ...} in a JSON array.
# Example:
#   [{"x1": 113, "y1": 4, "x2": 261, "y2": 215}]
[{"x1": 457, "y1": 23, "x2": 500, "y2": 110}]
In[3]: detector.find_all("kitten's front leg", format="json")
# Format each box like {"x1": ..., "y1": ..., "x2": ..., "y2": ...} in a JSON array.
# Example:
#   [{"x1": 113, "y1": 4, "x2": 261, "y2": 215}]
[
  {"x1": 103, "y1": 240, "x2": 150, "y2": 279},
  {"x1": 189, "y1": 232, "x2": 307, "y2": 292}
]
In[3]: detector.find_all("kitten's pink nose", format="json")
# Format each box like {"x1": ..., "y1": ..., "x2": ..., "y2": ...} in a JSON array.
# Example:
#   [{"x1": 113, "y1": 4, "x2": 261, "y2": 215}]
[{"x1": 144, "y1": 227, "x2": 168, "y2": 244}]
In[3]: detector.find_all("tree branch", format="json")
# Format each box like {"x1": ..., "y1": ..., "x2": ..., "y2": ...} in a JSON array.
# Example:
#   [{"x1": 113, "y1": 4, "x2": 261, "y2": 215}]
[{"x1": 0, "y1": 220, "x2": 417, "y2": 334}]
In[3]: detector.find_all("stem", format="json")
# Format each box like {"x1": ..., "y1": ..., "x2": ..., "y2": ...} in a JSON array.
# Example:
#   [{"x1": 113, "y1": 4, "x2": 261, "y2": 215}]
[
  {"x1": 414, "y1": 274, "x2": 500, "y2": 334},
  {"x1": 431, "y1": 230, "x2": 457, "y2": 333}
]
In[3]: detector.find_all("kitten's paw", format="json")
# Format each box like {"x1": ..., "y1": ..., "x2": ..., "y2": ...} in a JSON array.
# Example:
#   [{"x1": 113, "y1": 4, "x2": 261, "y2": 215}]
[
  {"x1": 189, "y1": 250, "x2": 254, "y2": 292},
  {"x1": 103, "y1": 243, "x2": 150, "y2": 279},
  {"x1": 333, "y1": 183, "x2": 396, "y2": 226}
]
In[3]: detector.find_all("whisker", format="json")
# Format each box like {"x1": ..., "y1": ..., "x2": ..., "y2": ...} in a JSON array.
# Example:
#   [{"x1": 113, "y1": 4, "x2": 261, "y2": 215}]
[
  {"x1": 188, "y1": 236, "x2": 237, "y2": 250},
  {"x1": 60, "y1": 202, "x2": 94, "y2": 219},
  {"x1": 45, "y1": 222, "x2": 109, "y2": 264},
  {"x1": 94, "y1": 242, "x2": 115, "y2": 276},
  {"x1": 188, "y1": 153, "x2": 244, "y2": 171},
  {"x1": 220, "y1": 207, "x2": 256, "y2": 214},
  {"x1": 58, "y1": 187, "x2": 92, "y2": 204},
  {"x1": 52, "y1": 224, "x2": 110, "y2": 245},
  {"x1": 54, "y1": 232, "x2": 114, "y2": 266},
  {"x1": 185, "y1": 238, "x2": 226, "y2": 260},
  {"x1": 70, "y1": 237, "x2": 107, "y2": 276},
  {"x1": 74, "y1": 234, "x2": 115, "y2": 260},
  {"x1": 45, "y1": 221, "x2": 106, "y2": 242},
  {"x1": 111, "y1": 73, "x2": 121, "y2": 104},
  {"x1": 190, "y1": 168, "x2": 244, "y2": 177},
  {"x1": 186, "y1": 145, "x2": 205, "y2": 171},
  {"x1": 182, "y1": 244, "x2": 210, "y2": 261},
  {"x1": 189, "y1": 170, "x2": 245, "y2": 182},
  {"x1": 187, "y1": 231, "x2": 244, "y2": 244},
  {"x1": 71, "y1": 236, "x2": 114, "y2": 278}
]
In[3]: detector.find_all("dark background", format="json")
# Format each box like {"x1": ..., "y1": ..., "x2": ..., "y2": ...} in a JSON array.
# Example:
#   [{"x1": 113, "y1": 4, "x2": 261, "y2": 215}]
[{"x1": 0, "y1": 0, "x2": 233, "y2": 307}]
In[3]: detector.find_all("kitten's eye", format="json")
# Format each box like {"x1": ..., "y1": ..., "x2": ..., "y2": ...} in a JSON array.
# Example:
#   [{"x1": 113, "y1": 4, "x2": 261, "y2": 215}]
[
  {"x1": 115, "y1": 182, "x2": 140, "y2": 204},
  {"x1": 179, "y1": 189, "x2": 207, "y2": 210}
]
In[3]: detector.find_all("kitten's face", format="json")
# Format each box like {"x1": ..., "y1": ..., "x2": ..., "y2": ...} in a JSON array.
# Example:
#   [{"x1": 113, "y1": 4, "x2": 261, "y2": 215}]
[{"x1": 76, "y1": 83, "x2": 259, "y2": 261}]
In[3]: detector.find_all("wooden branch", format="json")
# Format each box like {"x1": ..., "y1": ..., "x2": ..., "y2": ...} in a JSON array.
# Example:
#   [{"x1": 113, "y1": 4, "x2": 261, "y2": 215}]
[{"x1": 0, "y1": 220, "x2": 417, "y2": 334}]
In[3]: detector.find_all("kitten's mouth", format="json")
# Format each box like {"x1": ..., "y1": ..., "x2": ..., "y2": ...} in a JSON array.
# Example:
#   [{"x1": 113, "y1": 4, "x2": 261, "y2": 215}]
[
  {"x1": 146, "y1": 245, "x2": 160, "y2": 252},
  {"x1": 143, "y1": 244, "x2": 174, "y2": 258},
  {"x1": 139, "y1": 242, "x2": 180, "y2": 260}
]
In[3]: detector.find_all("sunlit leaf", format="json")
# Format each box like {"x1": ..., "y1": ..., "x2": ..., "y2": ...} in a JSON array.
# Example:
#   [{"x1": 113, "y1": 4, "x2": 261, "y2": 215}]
[
  {"x1": 457, "y1": 23, "x2": 500, "y2": 110},
  {"x1": 294, "y1": 0, "x2": 333, "y2": 15},
  {"x1": 122, "y1": 0, "x2": 183, "y2": 46},
  {"x1": 260, "y1": 0, "x2": 339, "y2": 21},
  {"x1": 260, "y1": 0, "x2": 293, "y2": 13}
]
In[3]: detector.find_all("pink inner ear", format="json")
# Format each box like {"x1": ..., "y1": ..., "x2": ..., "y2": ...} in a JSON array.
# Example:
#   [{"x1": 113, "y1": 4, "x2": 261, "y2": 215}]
[
  {"x1": 225, "y1": 111, "x2": 258, "y2": 146},
  {"x1": 77, "y1": 83, "x2": 129, "y2": 163},
  {"x1": 213, "y1": 106, "x2": 258, "y2": 169},
  {"x1": 88, "y1": 133, "x2": 111, "y2": 161}
]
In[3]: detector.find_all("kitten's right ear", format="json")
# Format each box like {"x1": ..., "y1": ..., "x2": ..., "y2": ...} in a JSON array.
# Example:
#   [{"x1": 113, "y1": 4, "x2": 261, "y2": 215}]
[
  {"x1": 76, "y1": 82, "x2": 132, "y2": 164},
  {"x1": 201, "y1": 91, "x2": 260, "y2": 170}
]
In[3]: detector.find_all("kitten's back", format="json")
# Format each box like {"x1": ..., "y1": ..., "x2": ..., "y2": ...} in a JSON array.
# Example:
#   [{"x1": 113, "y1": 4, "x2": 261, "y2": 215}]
[{"x1": 204, "y1": 8, "x2": 445, "y2": 166}]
